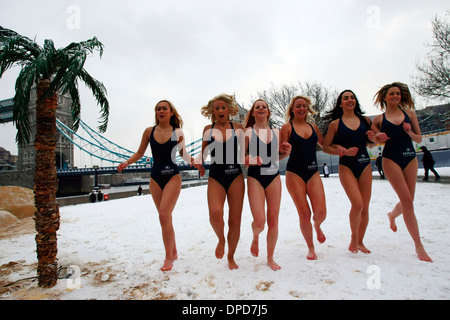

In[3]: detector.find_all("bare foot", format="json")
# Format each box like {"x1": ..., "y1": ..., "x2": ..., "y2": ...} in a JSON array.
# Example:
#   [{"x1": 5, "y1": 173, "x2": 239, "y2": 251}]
[
  {"x1": 358, "y1": 243, "x2": 371, "y2": 254},
  {"x1": 268, "y1": 259, "x2": 281, "y2": 271},
  {"x1": 416, "y1": 245, "x2": 433, "y2": 263},
  {"x1": 250, "y1": 239, "x2": 259, "y2": 257},
  {"x1": 348, "y1": 239, "x2": 358, "y2": 254},
  {"x1": 314, "y1": 222, "x2": 326, "y2": 244},
  {"x1": 388, "y1": 212, "x2": 397, "y2": 232},
  {"x1": 228, "y1": 257, "x2": 239, "y2": 270},
  {"x1": 307, "y1": 248, "x2": 317, "y2": 260},
  {"x1": 215, "y1": 241, "x2": 225, "y2": 259},
  {"x1": 160, "y1": 259, "x2": 173, "y2": 272}
]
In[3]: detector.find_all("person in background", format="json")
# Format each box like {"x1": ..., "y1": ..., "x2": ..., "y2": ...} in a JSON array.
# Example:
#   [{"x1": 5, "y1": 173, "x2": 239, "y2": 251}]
[
  {"x1": 376, "y1": 153, "x2": 384, "y2": 179},
  {"x1": 97, "y1": 190, "x2": 103, "y2": 202},
  {"x1": 89, "y1": 191, "x2": 96, "y2": 203},
  {"x1": 373, "y1": 82, "x2": 432, "y2": 263},
  {"x1": 323, "y1": 163, "x2": 329, "y2": 178},
  {"x1": 118, "y1": 100, "x2": 204, "y2": 271},
  {"x1": 420, "y1": 146, "x2": 440, "y2": 181}
]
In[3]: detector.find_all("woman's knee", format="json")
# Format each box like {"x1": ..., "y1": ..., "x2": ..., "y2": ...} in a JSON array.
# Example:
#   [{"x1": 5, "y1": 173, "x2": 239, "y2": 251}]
[{"x1": 252, "y1": 215, "x2": 266, "y2": 231}]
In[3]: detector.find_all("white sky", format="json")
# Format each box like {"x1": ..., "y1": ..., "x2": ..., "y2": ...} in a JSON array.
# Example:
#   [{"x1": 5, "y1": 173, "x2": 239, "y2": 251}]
[{"x1": 0, "y1": 0, "x2": 448, "y2": 160}]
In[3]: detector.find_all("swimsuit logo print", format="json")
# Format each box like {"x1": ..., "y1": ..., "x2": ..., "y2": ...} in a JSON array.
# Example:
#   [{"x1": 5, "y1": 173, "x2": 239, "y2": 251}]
[
  {"x1": 225, "y1": 165, "x2": 238, "y2": 175},
  {"x1": 308, "y1": 161, "x2": 318, "y2": 170},
  {"x1": 358, "y1": 153, "x2": 370, "y2": 164},
  {"x1": 403, "y1": 148, "x2": 415, "y2": 157},
  {"x1": 161, "y1": 166, "x2": 174, "y2": 175}
]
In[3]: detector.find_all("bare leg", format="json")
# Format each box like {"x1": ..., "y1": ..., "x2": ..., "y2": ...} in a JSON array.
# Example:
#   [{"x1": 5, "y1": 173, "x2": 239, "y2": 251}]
[
  {"x1": 338, "y1": 166, "x2": 364, "y2": 254},
  {"x1": 265, "y1": 176, "x2": 282, "y2": 270},
  {"x1": 383, "y1": 158, "x2": 432, "y2": 262},
  {"x1": 307, "y1": 173, "x2": 327, "y2": 245},
  {"x1": 388, "y1": 202, "x2": 402, "y2": 232},
  {"x1": 225, "y1": 175, "x2": 245, "y2": 270},
  {"x1": 207, "y1": 178, "x2": 227, "y2": 259},
  {"x1": 150, "y1": 175, "x2": 181, "y2": 271},
  {"x1": 356, "y1": 166, "x2": 372, "y2": 254},
  {"x1": 247, "y1": 177, "x2": 266, "y2": 258},
  {"x1": 286, "y1": 172, "x2": 316, "y2": 260}
]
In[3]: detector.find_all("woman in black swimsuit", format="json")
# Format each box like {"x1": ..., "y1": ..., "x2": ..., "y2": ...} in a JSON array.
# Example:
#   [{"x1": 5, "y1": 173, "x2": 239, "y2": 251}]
[
  {"x1": 199, "y1": 94, "x2": 245, "y2": 270},
  {"x1": 373, "y1": 82, "x2": 432, "y2": 263},
  {"x1": 244, "y1": 99, "x2": 291, "y2": 270},
  {"x1": 280, "y1": 95, "x2": 327, "y2": 260},
  {"x1": 118, "y1": 100, "x2": 204, "y2": 271},
  {"x1": 323, "y1": 90, "x2": 384, "y2": 255}
]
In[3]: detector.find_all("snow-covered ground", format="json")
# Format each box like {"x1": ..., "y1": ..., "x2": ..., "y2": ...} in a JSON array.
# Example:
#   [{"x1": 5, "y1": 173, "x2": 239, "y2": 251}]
[{"x1": 1, "y1": 169, "x2": 449, "y2": 300}]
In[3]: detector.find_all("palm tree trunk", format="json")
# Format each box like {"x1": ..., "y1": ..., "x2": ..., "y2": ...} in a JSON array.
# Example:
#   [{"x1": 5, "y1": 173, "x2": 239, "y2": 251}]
[{"x1": 34, "y1": 79, "x2": 60, "y2": 288}]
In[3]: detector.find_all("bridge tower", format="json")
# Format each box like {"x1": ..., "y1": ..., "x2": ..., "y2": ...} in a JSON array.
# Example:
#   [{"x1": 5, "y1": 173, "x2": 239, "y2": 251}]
[{"x1": 17, "y1": 87, "x2": 74, "y2": 172}]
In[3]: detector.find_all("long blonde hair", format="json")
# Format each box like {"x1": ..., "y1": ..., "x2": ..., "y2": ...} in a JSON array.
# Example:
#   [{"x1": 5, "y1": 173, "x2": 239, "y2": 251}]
[
  {"x1": 201, "y1": 93, "x2": 239, "y2": 123},
  {"x1": 155, "y1": 100, "x2": 183, "y2": 128},
  {"x1": 286, "y1": 95, "x2": 316, "y2": 122},
  {"x1": 373, "y1": 82, "x2": 415, "y2": 111}
]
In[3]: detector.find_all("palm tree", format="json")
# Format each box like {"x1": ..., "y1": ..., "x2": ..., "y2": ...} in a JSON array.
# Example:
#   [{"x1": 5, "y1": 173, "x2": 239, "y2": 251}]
[{"x1": 0, "y1": 26, "x2": 109, "y2": 287}]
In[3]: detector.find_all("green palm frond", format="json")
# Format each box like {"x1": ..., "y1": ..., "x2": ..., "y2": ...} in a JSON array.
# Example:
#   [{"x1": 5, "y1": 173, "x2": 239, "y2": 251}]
[
  {"x1": 1, "y1": 27, "x2": 109, "y2": 143},
  {"x1": 68, "y1": 83, "x2": 81, "y2": 131},
  {"x1": 79, "y1": 68, "x2": 109, "y2": 133},
  {"x1": 0, "y1": 35, "x2": 41, "y2": 76},
  {"x1": 14, "y1": 62, "x2": 37, "y2": 144},
  {"x1": 36, "y1": 39, "x2": 56, "y2": 78}
]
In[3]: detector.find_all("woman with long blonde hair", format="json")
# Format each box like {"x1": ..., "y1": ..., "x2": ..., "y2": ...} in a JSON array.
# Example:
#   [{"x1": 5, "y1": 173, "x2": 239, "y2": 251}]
[
  {"x1": 280, "y1": 95, "x2": 327, "y2": 260},
  {"x1": 373, "y1": 82, "x2": 432, "y2": 262},
  {"x1": 118, "y1": 100, "x2": 204, "y2": 271},
  {"x1": 199, "y1": 94, "x2": 245, "y2": 270}
]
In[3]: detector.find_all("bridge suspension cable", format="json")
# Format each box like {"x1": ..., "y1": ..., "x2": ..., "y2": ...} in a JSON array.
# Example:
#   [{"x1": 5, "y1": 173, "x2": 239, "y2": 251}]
[{"x1": 56, "y1": 118, "x2": 203, "y2": 167}]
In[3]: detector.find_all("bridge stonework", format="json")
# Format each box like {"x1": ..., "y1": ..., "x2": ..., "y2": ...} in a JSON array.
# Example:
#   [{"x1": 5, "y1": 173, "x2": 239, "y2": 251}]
[{"x1": 16, "y1": 88, "x2": 75, "y2": 172}]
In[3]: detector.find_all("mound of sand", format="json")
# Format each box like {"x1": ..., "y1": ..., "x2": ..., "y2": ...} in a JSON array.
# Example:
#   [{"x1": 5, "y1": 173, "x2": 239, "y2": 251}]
[
  {"x1": 0, "y1": 211, "x2": 20, "y2": 228},
  {"x1": 0, "y1": 186, "x2": 36, "y2": 219}
]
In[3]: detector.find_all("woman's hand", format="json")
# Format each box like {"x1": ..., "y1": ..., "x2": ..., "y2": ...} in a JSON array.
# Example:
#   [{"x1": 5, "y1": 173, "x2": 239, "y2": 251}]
[
  {"x1": 403, "y1": 121, "x2": 412, "y2": 134},
  {"x1": 280, "y1": 142, "x2": 292, "y2": 156},
  {"x1": 117, "y1": 161, "x2": 129, "y2": 173},
  {"x1": 337, "y1": 146, "x2": 358, "y2": 157},
  {"x1": 245, "y1": 155, "x2": 263, "y2": 167}
]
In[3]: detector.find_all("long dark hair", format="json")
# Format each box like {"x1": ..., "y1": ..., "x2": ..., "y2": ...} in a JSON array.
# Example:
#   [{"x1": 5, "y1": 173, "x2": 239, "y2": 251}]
[{"x1": 322, "y1": 90, "x2": 367, "y2": 135}]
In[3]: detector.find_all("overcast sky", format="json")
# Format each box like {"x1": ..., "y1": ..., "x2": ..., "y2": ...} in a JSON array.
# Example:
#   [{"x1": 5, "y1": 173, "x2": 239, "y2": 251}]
[{"x1": 0, "y1": 0, "x2": 448, "y2": 163}]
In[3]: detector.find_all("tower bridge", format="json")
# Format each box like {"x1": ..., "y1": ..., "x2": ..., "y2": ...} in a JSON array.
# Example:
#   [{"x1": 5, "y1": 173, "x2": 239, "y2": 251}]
[
  {"x1": 0, "y1": 98, "x2": 13, "y2": 122},
  {"x1": 1, "y1": 95, "x2": 205, "y2": 195}
]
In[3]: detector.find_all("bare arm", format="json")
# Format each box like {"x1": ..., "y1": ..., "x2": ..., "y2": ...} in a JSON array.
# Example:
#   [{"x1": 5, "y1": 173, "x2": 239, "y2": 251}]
[
  {"x1": 312, "y1": 123, "x2": 324, "y2": 149},
  {"x1": 323, "y1": 120, "x2": 357, "y2": 157},
  {"x1": 278, "y1": 124, "x2": 292, "y2": 161},
  {"x1": 117, "y1": 127, "x2": 151, "y2": 172},
  {"x1": 233, "y1": 122, "x2": 246, "y2": 165},
  {"x1": 404, "y1": 110, "x2": 422, "y2": 144}
]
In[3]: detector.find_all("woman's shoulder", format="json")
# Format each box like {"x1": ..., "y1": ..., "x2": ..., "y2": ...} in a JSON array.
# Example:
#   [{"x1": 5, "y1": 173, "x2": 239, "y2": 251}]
[
  {"x1": 329, "y1": 118, "x2": 340, "y2": 127},
  {"x1": 143, "y1": 126, "x2": 154, "y2": 135},
  {"x1": 404, "y1": 108, "x2": 418, "y2": 119},
  {"x1": 202, "y1": 123, "x2": 213, "y2": 132},
  {"x1": 232, "y1": 121, "x2": 244, "y2": 130}
]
